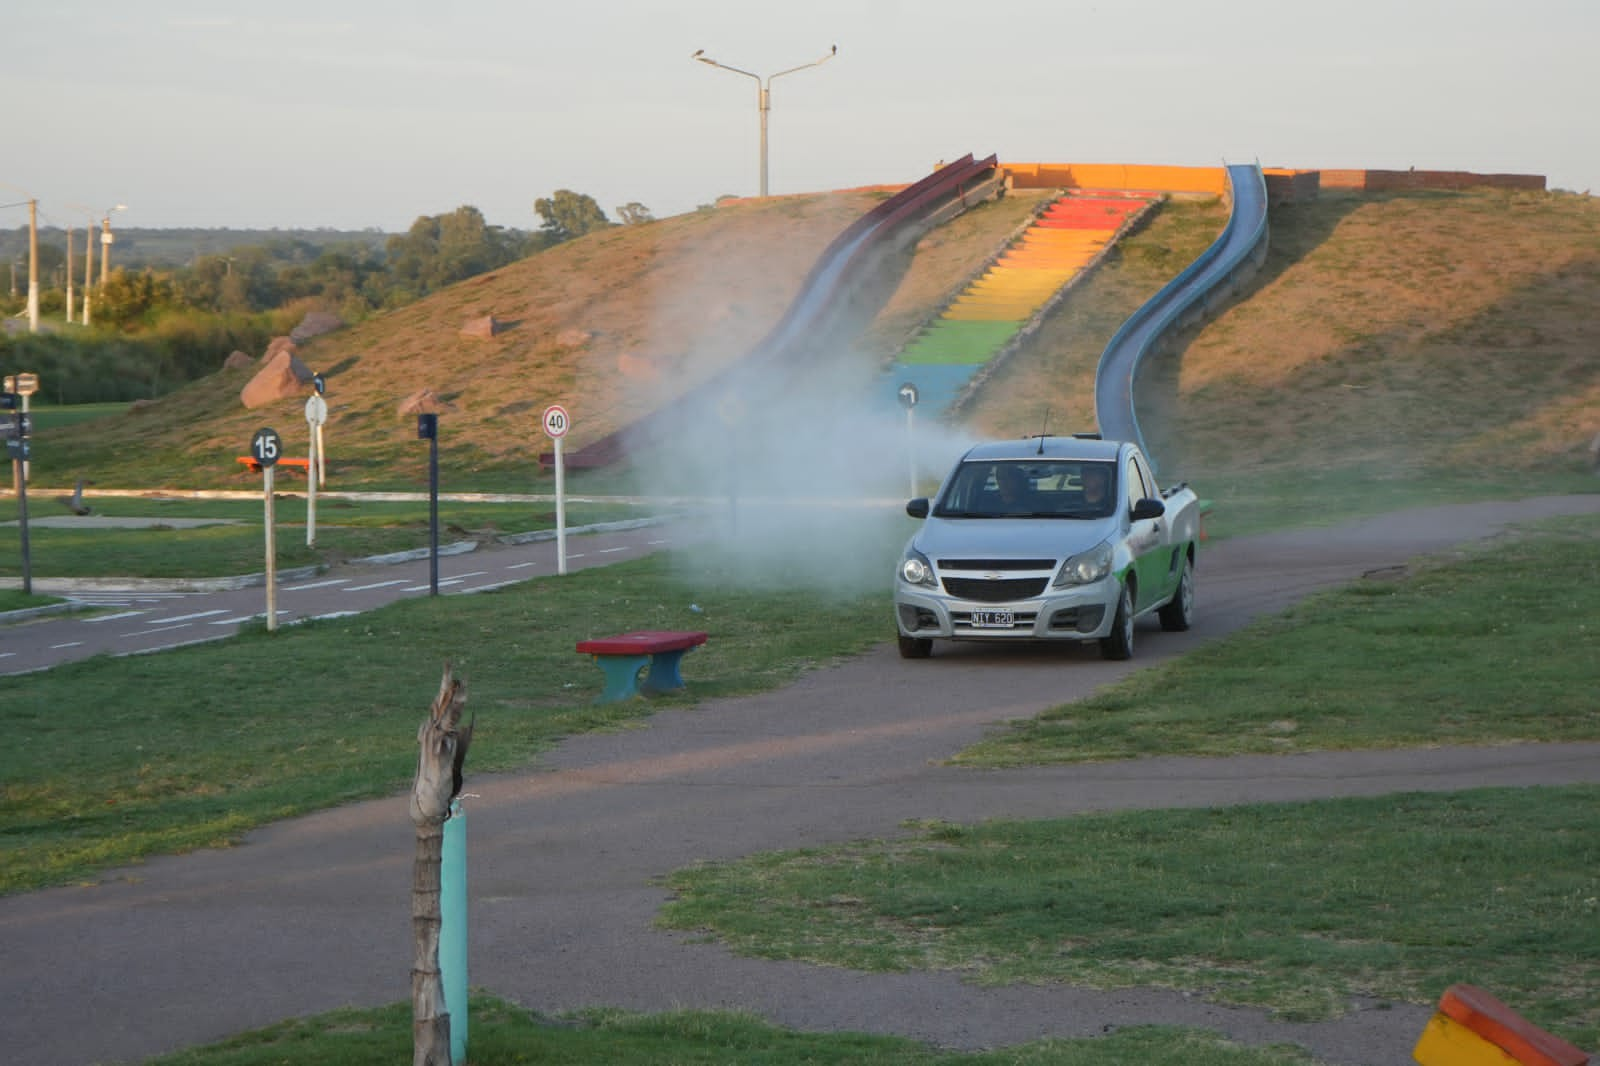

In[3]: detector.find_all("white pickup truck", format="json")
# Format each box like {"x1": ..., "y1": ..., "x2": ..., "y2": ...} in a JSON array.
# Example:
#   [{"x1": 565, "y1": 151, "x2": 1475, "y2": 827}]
[{"x1": 894, "y1": 434, "x2": 1200, "y2": 660}]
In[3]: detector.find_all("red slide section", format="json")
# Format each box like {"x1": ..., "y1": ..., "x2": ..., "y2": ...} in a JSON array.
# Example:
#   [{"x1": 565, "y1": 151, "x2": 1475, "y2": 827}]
[{"x1": 555, "y1": 154, "x2": 999, "y2": 469}]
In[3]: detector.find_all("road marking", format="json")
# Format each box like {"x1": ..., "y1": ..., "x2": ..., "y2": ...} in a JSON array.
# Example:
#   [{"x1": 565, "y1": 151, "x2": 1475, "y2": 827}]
[
  {"x1": 0, "y1": 651, "x2": 14, "y2": 659},
  {"x1": 647, "y1": 539, "x2": 669, "y2": 545},
  {"x1": 453, "y1": 581, "x2": 518, "y2": 595},
  {"x1": 308, "y1": 611, "x2": 359, "y2": 621},
  {"x1": 83, "y1": 610, "x2": 148, "y2": 623},
  {"x1": 283, "y1": 578, "x2": 352, "y2": 591},
  {"x1": 507, "y1": 561, "x2": 539, "y2": 570},
  {"x1": 450, "y1": 570, "x2": 489, "y2": 580},
  {"x1": 148, "y1": 609, "x2": 229, "y2": 625},
  {"x1": 50, "y1": 641, "x2": 85, "y2": 650},
  {"x1": 345, "y1": 579, "x2": 408, "y2": 592},
  {"x1": 401, "y1": 579, "x2": 465, "y2": 592},
  {"x1": 209, "y1": 616, "x2": 258, "y2": 625},
  {"x1": 596, "y1": 547, "x2": 626, "y2": 554},
  {"x1": 133, "y1": 623, "x2": 196, "y2": 636}
]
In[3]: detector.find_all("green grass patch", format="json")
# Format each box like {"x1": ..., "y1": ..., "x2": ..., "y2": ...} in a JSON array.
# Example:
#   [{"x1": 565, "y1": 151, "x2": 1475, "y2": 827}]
[
  {"x1": 0, "y1": 589, "x2": 64, "y2": 613},
  {"x1": 957, "y1": 518, "x2": 1600, "y2": 764},
  {"x1": 660, "y1": 787, "x2": 1600, "y2": 1046},
  {"x1": 144, "y1": 996, "x2": 1325, "y2": 1065},
  {"x1": 0, "y1": 547, "x2": 895, "y2": 895}
]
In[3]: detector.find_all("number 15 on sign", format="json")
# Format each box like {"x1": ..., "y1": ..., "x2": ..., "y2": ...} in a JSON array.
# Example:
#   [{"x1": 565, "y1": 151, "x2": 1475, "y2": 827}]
[{"x1": 543, "y1": 405, "x2": 570, "y2": 574}]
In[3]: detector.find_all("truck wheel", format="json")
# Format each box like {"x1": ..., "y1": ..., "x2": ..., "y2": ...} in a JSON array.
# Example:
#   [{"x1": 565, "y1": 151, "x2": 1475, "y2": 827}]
[
  {"x1": 1100, "y1": 583, "x2": 1134, "y2": 660},
  {"x1": 1159, "y1": 557, "x2": 1194, "y2": 632},
  {"x1": 898, "y1": 634, "x2": 933, "y2": 659}
]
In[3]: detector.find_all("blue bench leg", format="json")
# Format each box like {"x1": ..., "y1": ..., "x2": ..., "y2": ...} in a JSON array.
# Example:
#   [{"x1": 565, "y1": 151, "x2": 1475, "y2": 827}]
[
  {"x1": 590, "y1": 654, "x2": 650, "y2": 703},
  {"x1": 641, "y1": 649, "x2": 691, "y2": 695}
]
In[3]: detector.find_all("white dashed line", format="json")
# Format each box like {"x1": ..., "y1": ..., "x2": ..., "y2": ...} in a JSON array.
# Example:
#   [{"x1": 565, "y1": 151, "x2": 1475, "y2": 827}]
[
  {"x1": 401, "y1": 579, "x2": 465, "y2": 592},
  {"x1": 452, "y1": 581, "x2": 518, "y2": 595},
  {"x1": 209, "y1": 616, "x2": 259, "y2": 626},
  {"x1": 596, "y1": 547, "x2": 626, "y2": 554},
  {"x1": 507, "y1": 561, "x2": 539, "y2": 570},
  {"x1": 345, "y1": 579, "x2": 408, "y2": 592},
  {"x1": 647, "y1": 539, "x2": 669, "y2": 545},
  {"x1": 133, "y1": 623, "x2": 196, "y2": 636},
  {"x1": 148, "y1": 609, "x2": 229, "y2": 625},
  {"x1": 450, "y1": 571, "x2": 489, "y2": 580},
  {"x1": 50, "y1": 642, "x2": 85, "y2": 650},
  {"x1": 83, "y1": 611, "x2": 147, "y2": 623},
  {"x1": 283, "y1": 578, "x2": 352, "y2": 591}
]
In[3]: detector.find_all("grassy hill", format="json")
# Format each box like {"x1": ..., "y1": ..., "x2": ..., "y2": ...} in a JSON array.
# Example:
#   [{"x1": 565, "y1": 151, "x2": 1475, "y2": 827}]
[{"x1": 22, "y1": 185, "x2": 1600, "y2": 518}]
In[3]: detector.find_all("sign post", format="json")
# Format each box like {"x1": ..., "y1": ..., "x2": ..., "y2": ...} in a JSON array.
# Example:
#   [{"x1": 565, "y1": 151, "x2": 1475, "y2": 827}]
[
  {"x1": 304, "y1": 393, "x2": 328, "y2": 547},
  {"x1": 542, "y1": 404, "x2": 570, "y2": 575},
  {"x1": 250, "y1": 428, "x2": 282, "y2": 630},
  {"x1": 312, "y1": 374, "x2": 327, "y2": 488},
  {"x1": 3, "y1": 388, "x2": 31, "y2": 595},
  {"x1": 4, "y1": 373, "x2": 38, "y2": 483},
  {"x1": 897, "y1": 382, "x2": 919, "y2": 498},
  {"x1": 418, "y1": 413, "x2": 440, "y2": 595}
]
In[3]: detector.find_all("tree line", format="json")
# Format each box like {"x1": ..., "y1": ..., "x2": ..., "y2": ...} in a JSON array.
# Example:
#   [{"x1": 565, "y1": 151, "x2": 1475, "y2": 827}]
[{"x1": 0, "y1": 191, "x2": 642, "y2": 403}]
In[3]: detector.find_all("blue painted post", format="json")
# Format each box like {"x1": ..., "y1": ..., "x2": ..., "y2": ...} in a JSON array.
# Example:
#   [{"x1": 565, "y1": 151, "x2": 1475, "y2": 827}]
[{"x1": 441, "y1": 802, "x2": 467, "y2": 1065}]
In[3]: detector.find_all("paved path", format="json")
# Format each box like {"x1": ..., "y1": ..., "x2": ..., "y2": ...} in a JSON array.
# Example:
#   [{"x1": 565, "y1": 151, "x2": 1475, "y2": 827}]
[
  {"x1": 1, "y1": 496, "x2": 1597, "y2": 1066},
  {"x1": 0, "y1": 519, "x2": 681, "y2": 675}
]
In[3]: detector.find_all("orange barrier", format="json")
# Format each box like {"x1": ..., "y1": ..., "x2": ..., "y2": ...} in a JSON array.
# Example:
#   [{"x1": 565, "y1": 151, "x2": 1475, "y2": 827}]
[
  {"x1": 1006, "y1": 162, "x2": 1229, "y2": 195},
  {"x1": 1413, "y1": 985, "x2": 1588, "y2": 1066}
]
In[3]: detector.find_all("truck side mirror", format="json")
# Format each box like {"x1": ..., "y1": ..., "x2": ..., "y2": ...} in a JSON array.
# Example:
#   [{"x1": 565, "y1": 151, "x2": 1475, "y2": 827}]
[{"x1": 1130, "y1": 498, "x2": 1166, "y2": 521}]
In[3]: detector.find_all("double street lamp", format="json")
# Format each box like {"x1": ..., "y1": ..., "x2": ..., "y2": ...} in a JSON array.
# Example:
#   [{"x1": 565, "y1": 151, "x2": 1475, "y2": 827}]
[{"x1": 692, "y1": 45, "x2": 837, "y2": 198}]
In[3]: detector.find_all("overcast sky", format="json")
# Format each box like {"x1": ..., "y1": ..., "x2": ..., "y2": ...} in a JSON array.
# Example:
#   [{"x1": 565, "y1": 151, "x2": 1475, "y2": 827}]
[{"x1": 4, "y1": 0, "x2": 1594, "y2": 232}]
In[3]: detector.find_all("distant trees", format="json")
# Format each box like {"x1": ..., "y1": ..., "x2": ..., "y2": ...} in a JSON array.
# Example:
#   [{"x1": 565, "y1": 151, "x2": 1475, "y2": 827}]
[
  {"x1": 616, "y1": 202, "x2": 654, "y2": 226},
  {"x1": 534, "y1": 190, "x2": 610, "y2": 243},
  {"x1": 386, "y1": 206, "x2": 530, "y2": 301}
]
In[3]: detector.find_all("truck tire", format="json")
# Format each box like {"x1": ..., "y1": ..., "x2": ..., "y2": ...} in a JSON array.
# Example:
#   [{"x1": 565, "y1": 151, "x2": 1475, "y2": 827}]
[
  {"x1": 1159, "y1": 557, "x2": 1194, "y2": 632},
  {"x1": 1100, "y1": 583, "x2": 1134, "y2": 660},
  {"x1": 898, "y1": 634, "x2": 933, "y2": 659}
]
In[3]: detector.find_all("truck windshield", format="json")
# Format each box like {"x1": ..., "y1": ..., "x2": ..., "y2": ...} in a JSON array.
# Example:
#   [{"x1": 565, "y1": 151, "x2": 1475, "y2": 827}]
[{"x1": 933, "y1": 460, "x2": 1116, "y2": 519}]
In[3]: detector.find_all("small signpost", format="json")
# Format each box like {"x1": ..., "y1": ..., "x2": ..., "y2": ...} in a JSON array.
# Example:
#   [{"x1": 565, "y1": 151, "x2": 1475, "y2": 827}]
[
  {"x1": 305, "y1": 393, "x2": 328, "y2": 547},
  {"x1": 543, "y1": 404, "x2": 570, "y2": 575},
  {"x1": 3, "y1": 385, "x2": 32, "y2": 595},
  {"x1": 418, "y1": 413, "x2": 440, "y2": 595},
  {"x1": 898, "y1": 381, "x2": 920, "y2": 498},
  {"x1": 311, "y1": 373, "x2": 327, "y2": 488},
  {"x1": 250, "y1": 427, "x2": 282, "y2": 630}
]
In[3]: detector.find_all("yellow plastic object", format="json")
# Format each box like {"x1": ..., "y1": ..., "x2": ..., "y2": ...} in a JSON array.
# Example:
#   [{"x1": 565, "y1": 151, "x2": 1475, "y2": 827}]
[{"x1": 1414, "y1": 1013, "x2": 1522, "y2": 1065}]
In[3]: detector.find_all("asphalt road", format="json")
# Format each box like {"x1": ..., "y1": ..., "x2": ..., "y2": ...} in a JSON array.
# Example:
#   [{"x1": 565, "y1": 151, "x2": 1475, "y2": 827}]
[
  {"x1": 0, "y1": 519, "x2": 682, "y2": 675},
  {"x1": 2, "y1": 495, "x2": 1597, "y2": 1066}
]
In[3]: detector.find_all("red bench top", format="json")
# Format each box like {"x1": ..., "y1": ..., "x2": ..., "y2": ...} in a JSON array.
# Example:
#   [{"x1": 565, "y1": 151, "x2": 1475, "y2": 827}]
[
  {"x1": 237, "y1": 456, "x2": 311, "y2": 472},
  {"x1": 576, "y1": 630, "x2": 708, "y2": 656},
  {"x1": 1439, "y1": 984, "x2": 1588, "y2": 1066}
]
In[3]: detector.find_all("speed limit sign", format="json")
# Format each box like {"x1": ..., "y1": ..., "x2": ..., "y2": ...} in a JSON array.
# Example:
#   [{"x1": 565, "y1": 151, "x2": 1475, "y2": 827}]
[
  {"x1": 542, "y1": 404, "x2": 570, "y2": 439},
  {"x1": 250, "y1": 427, "x2": 282, "y2": 468}
]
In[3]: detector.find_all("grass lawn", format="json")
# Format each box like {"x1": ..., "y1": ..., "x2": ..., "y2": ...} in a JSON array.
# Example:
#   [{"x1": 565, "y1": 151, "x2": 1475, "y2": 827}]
[
  {"x1": 0, "y1": 546, "x2": 897, "y2": 895},
  {"x1": 0, "y1": 589, "x2": 63, "y2": 613},
  {"x1": 956, "y1": 515, "x2": 1600, "y2": 764},
  {"x1": 660, "y1": 786, "x2": 1600, "y2": 1048},
  {"x1": 146, "y1": 999, "x2": 1326, "y2": 1066}
]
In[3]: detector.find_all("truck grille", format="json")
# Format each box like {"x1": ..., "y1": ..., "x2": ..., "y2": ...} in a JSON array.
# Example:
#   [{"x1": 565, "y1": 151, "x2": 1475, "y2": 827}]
[{"x1": 943, "y1": 577, "x2": 1048, "y2": 602}]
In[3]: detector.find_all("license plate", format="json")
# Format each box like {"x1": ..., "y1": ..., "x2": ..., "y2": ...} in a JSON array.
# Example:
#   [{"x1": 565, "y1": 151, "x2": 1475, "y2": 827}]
[{"x1": 971, "y1": 609, "x2": 1013, "y2": 628}]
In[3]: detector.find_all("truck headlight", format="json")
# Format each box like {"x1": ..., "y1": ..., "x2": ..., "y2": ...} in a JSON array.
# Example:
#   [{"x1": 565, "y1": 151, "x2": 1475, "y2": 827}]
[
  {"x1": 1053, "y1": 540, "x2": 1112, "y2": 587},
  {"x1": 900, "y1": 549, "x2": 937, "y2": 588}
]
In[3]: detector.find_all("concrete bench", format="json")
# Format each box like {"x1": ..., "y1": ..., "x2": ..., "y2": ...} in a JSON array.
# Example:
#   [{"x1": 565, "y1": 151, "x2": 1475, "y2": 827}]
[{"x1": 575, "y1": 630, "x2": 708, "y2": 703}]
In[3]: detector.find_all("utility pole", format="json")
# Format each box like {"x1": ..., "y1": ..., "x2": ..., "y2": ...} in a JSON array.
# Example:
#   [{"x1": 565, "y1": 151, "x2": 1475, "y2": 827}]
[
  {"x1": 82, "y1": 223, "x2": 94, "y2": 326},
  {"x1": 27, "y1": 199, "x2": 40, "y2": 333},
  {"x1": 100, "y1": 212, "x2": 112, "y2": 286},
  {"x1": 65, "y1": 226, "x2": 74, "y2": 323}
]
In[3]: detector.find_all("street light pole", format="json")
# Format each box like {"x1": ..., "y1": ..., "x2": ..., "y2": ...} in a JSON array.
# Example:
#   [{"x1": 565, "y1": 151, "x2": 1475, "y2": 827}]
[
  {"x1": 693, "y1": 45, "x2": 837, "y2": 198},
  {"x1": 100, "y1": 204, "x2": 126, "y2": 287}
]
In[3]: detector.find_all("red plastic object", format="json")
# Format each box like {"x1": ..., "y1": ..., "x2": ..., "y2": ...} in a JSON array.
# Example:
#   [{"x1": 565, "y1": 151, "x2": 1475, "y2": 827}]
[
  {"x1": 575, "y1": 630, "x2": 707, "y2": 656},
  {"x1": 1438, "y1": 985, "x2": 1589, "y2": 1066}
]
